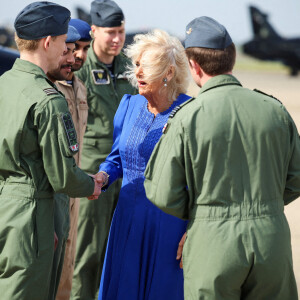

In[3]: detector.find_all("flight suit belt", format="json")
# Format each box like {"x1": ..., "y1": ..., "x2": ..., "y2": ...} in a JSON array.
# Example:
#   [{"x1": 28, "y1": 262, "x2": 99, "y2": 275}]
[
  {"x1": 190, "y1": 200, "x2": 284, "y2": 220},
  {"x1": 0, "y1": 181, "x2": 53, "y2": 199}
]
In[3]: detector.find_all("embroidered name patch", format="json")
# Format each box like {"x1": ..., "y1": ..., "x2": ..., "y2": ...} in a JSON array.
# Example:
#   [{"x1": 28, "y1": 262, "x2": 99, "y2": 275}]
[
  {"x1": 92, "y1": 69, "x2": 110, "y2": 85},
  {"x1": 61, "y1": 113, "x2": 79, "y2": 152}
]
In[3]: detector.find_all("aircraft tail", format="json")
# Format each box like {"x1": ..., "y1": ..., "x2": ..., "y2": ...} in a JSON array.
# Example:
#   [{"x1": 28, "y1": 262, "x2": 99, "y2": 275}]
[
  {"x1": 249, "y1": 6, "x2": 282, "y2": 40},
  {"x1": 76, "y1": 6, "x2": 92, "y2": 25}
]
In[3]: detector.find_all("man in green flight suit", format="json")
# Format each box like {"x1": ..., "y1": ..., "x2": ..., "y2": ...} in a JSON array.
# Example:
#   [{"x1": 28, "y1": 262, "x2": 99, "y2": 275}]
[
  {"x1": 144, "y1": 17, "x2": 300, "y2": 299},
  {"x1": 72, "y1": 1, "x2": 137, "y2": 299},
  {"x1": 0, "y1": 3, "x2": 101, "y2": 300},
  {"x1": 46, "y1": 25, "x2": 82, "y2": 300}
]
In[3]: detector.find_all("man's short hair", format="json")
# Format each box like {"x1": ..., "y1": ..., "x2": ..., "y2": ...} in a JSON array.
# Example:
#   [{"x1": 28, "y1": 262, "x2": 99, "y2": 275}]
[
  {"x1": 185, "y1": 43, "x2": 236, "y2": 76},
  {"x1": 15, "y1": 33, "x2": 57, "y2": 52}
]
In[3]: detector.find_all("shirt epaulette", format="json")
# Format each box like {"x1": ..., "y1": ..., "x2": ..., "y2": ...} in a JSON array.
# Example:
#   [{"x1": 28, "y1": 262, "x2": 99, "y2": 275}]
[
  {"x1": 43, "y1": 88, "x2": 59, "y2": 96},
  {"x1": 169, "y1": 97, "x2": 195, "y2": 119},
  {"x1": 253, "y1": 89, "x2": 282, "y2": 104}
]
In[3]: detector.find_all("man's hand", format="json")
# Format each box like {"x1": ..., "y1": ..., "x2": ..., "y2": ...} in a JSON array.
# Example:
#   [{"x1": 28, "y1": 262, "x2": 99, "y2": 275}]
[
  {"x1": 176, "y1": 232, "x2": 186, "y2": 269},
  {"x1": 87, "y1": 174, "x2": 102, "y2": 200}
]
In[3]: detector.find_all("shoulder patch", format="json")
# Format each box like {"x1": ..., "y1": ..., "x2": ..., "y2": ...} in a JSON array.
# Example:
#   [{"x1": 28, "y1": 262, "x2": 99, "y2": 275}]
[
  {"x1": 253, "y1": 89, "x2": 282, "y2": 104},
  {"x1": 61, "y1": 113, "x2": 79, "y2": 153},
  {"x1": 169, "y1": 97, "x2": 195, "y2": 119},
  {"x1": 43, "y1": 88, "x2": 59, "y2": 96}
]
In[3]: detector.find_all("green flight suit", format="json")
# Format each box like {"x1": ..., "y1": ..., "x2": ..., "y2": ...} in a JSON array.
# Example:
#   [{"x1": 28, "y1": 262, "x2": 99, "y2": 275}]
[
  {"x1": 72, "y1": 43, "x2": 137, "y2": 300},
  {"x1": 48, "y1": 192, "x2": 69, "y2": 300},
  {"x1": 0, "y1": 59, "x2": 94, "y2": 300},
  {"x1": 145, "y1": 75, "x2": 300, "y2": 300}
]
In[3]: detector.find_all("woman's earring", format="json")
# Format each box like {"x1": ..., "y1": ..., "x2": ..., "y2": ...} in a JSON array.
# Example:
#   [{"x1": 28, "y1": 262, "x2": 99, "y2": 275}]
[{"x1": 163, "y1": 78, "x2": 167, "y2": 87}]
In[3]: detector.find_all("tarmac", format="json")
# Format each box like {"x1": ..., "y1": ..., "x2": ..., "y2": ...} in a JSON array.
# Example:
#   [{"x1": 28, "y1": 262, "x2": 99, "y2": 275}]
[{"x1": 188, "y1": 69, "x2": 300, "y2": 291}]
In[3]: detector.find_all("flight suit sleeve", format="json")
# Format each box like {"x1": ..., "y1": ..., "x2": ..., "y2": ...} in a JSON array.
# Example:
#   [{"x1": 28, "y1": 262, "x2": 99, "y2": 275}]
[
  {"x1": 144, "y1": 119, "x2": 191, "y2": 220},
  {"x1": 99, "y1": 94, "x2": 132, "y2": 188},
  {"x1": 35, "y1": 97, "x2": 94, "y2": 197},
  {"x1": 283, "y1": 114, "x2": 300, "y2": 205}
]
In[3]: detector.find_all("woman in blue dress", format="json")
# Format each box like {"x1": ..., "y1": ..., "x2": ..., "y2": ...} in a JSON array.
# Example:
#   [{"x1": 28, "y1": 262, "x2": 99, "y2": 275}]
[{"x1": 96, "y1": 29, "x2": 191, "y2": 300}]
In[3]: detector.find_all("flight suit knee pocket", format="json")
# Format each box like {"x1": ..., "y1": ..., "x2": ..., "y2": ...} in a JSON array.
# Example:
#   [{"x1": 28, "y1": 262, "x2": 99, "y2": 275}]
[{"x1": 0, "y1": 197, "x2": 38, "y2": 270}]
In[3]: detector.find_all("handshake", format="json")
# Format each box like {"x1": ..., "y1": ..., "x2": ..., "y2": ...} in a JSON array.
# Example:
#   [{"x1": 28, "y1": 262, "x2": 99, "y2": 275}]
[{"x1": 88, "y1": 171, "x2": 110, "y2": 200}]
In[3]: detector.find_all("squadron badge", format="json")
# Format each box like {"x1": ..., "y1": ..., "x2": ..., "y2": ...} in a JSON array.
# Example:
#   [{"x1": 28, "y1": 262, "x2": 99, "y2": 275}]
[{"x1": 92, "y1": 69, "x2": 110, "y2": 85}]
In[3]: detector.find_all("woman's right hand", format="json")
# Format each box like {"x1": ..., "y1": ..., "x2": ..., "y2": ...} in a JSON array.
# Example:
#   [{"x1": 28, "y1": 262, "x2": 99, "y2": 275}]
[{"x1": 95, "y1": 171, "x2": 109, "y2": 187}]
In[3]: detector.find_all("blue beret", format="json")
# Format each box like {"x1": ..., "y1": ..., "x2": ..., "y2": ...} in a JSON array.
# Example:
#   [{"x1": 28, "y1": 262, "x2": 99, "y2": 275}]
[
  {"x1": 90, "y1": 0, "x2": 124, "y2": 27},
  {"x1": 69, "y1": 19, "x2": 92, "y2": 41},
  {"x1": 66, "y1": 26, "x2": 81, "y2": 43},
  {"x1": 185, "y1": 16, "x2": 232, "y2": 50},
  {"x1": 14, "y1": 1, "x2": 70, "y2": 40}
]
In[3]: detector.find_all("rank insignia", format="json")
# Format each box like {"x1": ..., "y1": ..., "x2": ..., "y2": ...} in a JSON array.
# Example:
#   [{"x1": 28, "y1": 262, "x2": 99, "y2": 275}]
[
  {"x1": 186, "y1": 27, "x2": 192, "y2": 35},
  {"x1": 61, "y1": 113, "x2": 79, "y2": 153},
  {"x1": 169, "y1": 106, "x2": 181, "y2": 118},
  {"x1": 43, "y1": 88, "x2": 59, "y2": 95},
  {"x1": 162, "y1": 122, "x2": 169, "y2": 134},
  {"x1": 92, "y1": 69, "x2": 110, "y2": 85},
  {"x1": 116, "y1": 72, "x2": 127, "y2": 80}
]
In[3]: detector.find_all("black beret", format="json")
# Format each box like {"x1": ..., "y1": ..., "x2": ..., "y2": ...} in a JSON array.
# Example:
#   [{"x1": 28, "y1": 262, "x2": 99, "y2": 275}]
[
  {"x1": 90, "y1": 0, "x2": 124, "y2": 27},
  {"x1": 185, "y1": 16, "x2": 232, "y2": 50},
  {"x1": 14, "y1": 1, "x2": 70, "y2": 40},
  {"x1": 69, "y1": 19, "x2": 92, "y2": 41}
]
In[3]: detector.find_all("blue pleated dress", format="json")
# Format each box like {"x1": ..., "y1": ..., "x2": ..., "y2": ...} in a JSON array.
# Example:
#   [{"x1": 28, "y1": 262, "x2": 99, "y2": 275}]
[{"x1": 98, "y1": 93, "x2": 190, "y2": 300}]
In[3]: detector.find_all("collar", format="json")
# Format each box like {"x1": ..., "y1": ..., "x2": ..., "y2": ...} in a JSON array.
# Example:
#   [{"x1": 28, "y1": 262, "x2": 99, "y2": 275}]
[
  {"x1": 13, "y1": 58, "x2": 58, "y2": 90},
  {"x1": 198, "y1": 74, "x2": 242, "y2": 96},
  {"x1": 13, "y1": 58, "x2": 47, "y2": 78},
  {"x1": 88, "y1": 40, "x2": 128, "y2": 75}
]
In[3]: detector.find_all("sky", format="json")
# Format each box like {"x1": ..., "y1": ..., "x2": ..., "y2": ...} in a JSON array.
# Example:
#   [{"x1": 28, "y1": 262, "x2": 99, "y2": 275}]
[{"x1": 1, "y1": 0, "x2": 300, "y2": 45}]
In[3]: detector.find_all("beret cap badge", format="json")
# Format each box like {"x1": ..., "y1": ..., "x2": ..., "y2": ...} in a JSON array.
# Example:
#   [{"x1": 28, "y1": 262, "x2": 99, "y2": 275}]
[{"x1": 186, "y1": 28, "x2": 192, "y2": 35}]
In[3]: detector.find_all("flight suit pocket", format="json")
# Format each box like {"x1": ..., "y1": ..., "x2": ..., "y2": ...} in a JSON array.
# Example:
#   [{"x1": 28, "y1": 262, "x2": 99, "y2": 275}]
[
  {"x1": 0, "y1": 196, "x2": 38, "y2": 270},
  {"x1": 78, "y1": 102, "x2": 89, "y2": 142},
  {"x1": 82, "y1": 138, "x2": 113, "y2": 173}
]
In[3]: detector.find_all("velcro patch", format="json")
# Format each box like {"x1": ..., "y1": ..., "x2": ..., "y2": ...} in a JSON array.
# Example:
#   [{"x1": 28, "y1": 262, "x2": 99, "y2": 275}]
[
  {"x1": 116, "y1": 72, "x2": 127, "y2": 80},
  {"x1": 92, "y1": 69, "x2": 110, "y2": 85},
  {"x1": 44, "y1": 88, "x2": 59, "y2": 96},
  {"x1": 61, "y1": 113, "x2": 79, "y2": 153}
]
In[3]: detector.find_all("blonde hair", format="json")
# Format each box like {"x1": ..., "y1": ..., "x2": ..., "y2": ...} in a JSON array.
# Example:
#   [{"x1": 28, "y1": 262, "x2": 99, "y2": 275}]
[
  {"x1": 14, "y1": 33, "x2": 57, "y2": 52},
  {"x1": 125, "y1": 29, "x2": 190, "y2": 101}
]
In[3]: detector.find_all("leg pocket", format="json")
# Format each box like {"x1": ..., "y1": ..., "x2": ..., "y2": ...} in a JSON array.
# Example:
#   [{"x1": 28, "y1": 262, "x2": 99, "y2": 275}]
[{"x1": 0, "y1": 196, "x2": 38, "y2": 271}]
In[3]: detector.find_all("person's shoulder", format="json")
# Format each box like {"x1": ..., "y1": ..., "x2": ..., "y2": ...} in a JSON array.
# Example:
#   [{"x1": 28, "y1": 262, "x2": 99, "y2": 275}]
[
  {"x1": 74, "y1": 75, "x2": 85, "y2": 87},
  {"x1": 32, "y1": 79, "x2": 67, "y2": 111},
  {"x1": 117, "y1": 51, "x2": 130, "y2": 62},
  {"x1": 120, "y1": 93, "x2": 143, "y2": 106},
  {"x1": 168, "y1": 95, "x2": 194, "y2": 119},
  {"x1": 251, "y1": 88, "x2": 283, "y2": 106}
]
